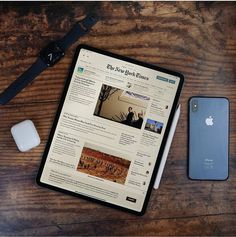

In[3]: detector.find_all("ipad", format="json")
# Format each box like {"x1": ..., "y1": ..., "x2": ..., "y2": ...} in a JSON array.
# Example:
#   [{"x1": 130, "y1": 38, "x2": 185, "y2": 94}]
[{"x1": 37, "y1": 45, "x2": 184, "y2": 215}]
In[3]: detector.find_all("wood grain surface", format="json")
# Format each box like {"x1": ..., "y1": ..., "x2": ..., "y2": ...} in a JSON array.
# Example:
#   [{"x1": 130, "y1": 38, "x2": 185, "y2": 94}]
[{"x1": 0, "y1": 2, "x2": 236, "y2": 236}]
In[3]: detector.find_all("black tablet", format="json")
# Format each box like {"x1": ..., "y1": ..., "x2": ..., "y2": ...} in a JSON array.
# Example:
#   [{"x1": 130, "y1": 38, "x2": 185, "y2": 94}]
[{"x1": 37, "y1": 45, "x2": 184, "y2": 215}]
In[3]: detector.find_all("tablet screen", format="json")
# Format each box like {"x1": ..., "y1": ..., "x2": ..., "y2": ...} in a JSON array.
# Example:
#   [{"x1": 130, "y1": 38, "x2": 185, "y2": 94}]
[{"x1": 37, "y1": 45, "x2": 183, "y2": 214}]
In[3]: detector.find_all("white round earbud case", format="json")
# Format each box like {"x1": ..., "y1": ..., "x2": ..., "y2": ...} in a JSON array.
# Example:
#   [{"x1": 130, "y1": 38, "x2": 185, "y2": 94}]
[{"x1": 11, "y1": 120, "x2": 41, "y2": 152}]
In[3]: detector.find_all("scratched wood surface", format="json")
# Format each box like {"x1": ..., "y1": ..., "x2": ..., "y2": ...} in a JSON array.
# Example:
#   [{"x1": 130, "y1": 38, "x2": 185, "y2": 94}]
[{"x1": 0, "y1": 2, "x2": 236, "y2": 236}]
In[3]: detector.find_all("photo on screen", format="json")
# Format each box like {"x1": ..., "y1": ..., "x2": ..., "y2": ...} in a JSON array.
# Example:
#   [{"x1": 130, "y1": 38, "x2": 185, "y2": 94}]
[
  {"x1": 144, "y1": 119, "x2": 164, "y2": 134},
  {"x1": 77, "y1": 143, "x2": 131, "y2": 184},
  {"x1": 94, "y1": 84, "x2": 150, "y2": 129}
]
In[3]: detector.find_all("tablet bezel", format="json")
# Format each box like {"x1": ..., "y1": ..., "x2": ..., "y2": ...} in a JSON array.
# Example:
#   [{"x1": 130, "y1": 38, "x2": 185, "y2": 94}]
[{"x1": 36, "y1": 44, "x2": 184, "y2": 215}]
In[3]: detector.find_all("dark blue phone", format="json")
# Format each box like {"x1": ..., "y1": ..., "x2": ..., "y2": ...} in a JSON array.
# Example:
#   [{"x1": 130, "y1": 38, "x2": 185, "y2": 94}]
[{"x1": 188, "y1": 97, "x2": 229, "y2": 180}]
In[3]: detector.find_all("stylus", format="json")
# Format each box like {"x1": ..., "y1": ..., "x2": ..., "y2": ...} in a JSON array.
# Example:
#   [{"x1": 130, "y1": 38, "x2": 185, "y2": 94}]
[{"x1": 153, "y1": 104, "x2": 181, "y2": 189}]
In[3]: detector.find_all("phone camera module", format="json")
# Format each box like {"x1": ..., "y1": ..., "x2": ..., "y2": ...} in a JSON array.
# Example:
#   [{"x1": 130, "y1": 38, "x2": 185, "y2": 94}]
[{"x1": 192, "y1": 100, "x2": 198, "y2": 112}]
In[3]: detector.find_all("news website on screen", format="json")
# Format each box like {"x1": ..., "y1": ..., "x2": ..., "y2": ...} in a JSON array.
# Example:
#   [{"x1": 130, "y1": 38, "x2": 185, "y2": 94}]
[{"x1": 40, "y1": 48, "x2": 180, "y2": 212}]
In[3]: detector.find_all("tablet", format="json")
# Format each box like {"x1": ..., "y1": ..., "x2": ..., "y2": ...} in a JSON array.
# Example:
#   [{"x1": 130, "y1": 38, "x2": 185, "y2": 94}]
[{"x1": 37, "y1": 45, "x2": 184, "y2": 215}]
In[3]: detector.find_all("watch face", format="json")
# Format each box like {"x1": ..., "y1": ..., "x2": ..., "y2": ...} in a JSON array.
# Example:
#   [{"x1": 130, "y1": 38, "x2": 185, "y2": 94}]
[{"x1": 40, "y1": 42, "x2": 65, "y2": 67}]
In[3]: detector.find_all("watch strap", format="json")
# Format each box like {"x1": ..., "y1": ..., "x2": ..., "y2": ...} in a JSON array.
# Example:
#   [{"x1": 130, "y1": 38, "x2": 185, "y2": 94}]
[
  {"x1": 58, "y1": 15, "x2": 98, "y2": 51},
  {"x1": 0, "y1": 58, "x2": 47, "y2": 105}
]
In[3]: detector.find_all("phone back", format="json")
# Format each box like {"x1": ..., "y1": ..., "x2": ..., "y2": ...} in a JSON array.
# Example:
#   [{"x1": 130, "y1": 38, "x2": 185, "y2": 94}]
[{"x1": 188, "y1": 97, "x2": 229, "y2": 180}]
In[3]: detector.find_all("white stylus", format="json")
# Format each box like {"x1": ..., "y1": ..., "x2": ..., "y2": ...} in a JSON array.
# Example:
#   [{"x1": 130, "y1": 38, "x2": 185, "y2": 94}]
[{"x1": 153, "y1": 104, "x2": 181, "y2": 189}]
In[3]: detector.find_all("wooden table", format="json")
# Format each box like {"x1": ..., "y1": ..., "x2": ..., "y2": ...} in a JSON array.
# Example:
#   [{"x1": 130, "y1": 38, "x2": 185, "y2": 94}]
[{"x1": 0, "y1": 2, "x2": 236, "y2": 236}]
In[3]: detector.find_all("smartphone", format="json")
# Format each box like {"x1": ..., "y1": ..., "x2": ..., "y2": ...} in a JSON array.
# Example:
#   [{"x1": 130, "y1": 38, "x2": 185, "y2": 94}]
[{"x1": 188, "y1": 97, "x2": 229, "y2": 180}]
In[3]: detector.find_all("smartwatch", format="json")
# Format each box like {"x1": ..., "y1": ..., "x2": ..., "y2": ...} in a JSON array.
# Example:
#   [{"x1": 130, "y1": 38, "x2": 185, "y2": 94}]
[{"x1": 0, "y1": 15, "x2": 98, "y2": 105}]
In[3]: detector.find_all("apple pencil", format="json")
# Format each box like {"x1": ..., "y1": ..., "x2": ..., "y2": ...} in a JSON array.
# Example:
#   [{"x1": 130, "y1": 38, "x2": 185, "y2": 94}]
[{"x1": 153, "y1": 104, "x2": 181, "y2": 189}]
